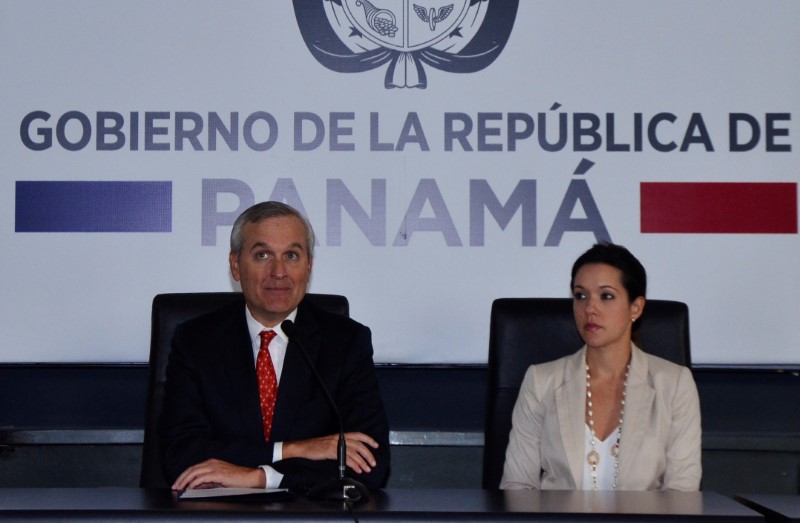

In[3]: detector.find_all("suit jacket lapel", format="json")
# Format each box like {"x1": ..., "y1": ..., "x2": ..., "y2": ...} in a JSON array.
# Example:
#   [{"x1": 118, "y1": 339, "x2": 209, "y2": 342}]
[
  {"x1": 219, "y1": 304, "x2": 264, "y2": 438},
  {"x1": 270, "y1": 301, "x2": 321, "y2": 441},
  {"x1": 555, "y1": 348, "x2": 587, "y2": 489},
  {"x1": 617, "y1": 345, "x2": 655, "y2": 485}
]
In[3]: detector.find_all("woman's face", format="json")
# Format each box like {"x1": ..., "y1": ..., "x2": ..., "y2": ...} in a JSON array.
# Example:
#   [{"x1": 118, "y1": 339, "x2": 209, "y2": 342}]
[{"x1": 572, "y1": 263, "x2": 644, "y2": 352}]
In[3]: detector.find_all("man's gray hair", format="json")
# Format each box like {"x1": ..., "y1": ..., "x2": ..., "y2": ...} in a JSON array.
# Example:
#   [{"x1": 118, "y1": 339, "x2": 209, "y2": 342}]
[{"x1": 230, "y1": 201, "x2": 315, "y2": 259}]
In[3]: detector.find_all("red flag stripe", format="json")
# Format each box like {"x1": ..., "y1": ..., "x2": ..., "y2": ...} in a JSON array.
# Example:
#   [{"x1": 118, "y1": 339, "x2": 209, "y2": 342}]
[{"x1": 640, "y1": 182, "x2": 797, "y2": 234}]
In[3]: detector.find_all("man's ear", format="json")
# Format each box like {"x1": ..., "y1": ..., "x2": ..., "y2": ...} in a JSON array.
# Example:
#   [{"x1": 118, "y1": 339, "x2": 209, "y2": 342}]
[{"x1": 229, "y1": 251, "x2": 241, "y2": 282}]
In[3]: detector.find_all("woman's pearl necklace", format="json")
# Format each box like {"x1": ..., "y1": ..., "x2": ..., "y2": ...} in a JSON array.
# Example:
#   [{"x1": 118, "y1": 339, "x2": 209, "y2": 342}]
[{"x1": 585, "y1": 361, "x2": 630, "y2": 491}]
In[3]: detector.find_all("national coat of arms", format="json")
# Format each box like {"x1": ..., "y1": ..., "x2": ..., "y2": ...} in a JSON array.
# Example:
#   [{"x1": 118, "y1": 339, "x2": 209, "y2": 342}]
[{"x1": 293, "y1": 0, "x2": 519, "y2": 88}]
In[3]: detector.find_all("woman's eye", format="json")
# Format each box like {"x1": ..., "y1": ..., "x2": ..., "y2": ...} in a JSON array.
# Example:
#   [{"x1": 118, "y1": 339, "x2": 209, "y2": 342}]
[
  {"x1": 601, "y1": 293, "x2": 615, "y2": 300},
  {"x1": 573, "y1": 292, "x2": 586, "y2": 300}
]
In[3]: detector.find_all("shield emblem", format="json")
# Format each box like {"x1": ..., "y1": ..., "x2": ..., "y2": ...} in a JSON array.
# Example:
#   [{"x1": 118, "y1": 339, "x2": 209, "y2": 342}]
[
  {"x1": 293, "y1": 0, "x2": 519, "y2": 89},
  {"x1": 340, "y1": 0, "x2": 472, "y2": 52}
]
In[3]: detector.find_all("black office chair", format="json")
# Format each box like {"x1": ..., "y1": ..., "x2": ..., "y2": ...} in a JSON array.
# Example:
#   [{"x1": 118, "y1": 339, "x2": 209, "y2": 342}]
[
  {"x1": 481, "y1": 297, "x2": 690, "y2": 490},
  {"x1": 139, "y1": 292, "x2": 350, "y2": 488}
]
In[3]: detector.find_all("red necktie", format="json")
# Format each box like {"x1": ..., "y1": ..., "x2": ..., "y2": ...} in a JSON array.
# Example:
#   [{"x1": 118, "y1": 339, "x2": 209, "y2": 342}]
[{"x1": 257, "y1": 330, "x2": 278, "y2": 441}]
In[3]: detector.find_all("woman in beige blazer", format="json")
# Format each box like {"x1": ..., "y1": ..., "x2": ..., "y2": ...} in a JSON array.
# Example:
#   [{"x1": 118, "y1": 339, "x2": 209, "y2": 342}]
[{"x1": 500, "y1": 243, "x2": 701, "y2": 491}]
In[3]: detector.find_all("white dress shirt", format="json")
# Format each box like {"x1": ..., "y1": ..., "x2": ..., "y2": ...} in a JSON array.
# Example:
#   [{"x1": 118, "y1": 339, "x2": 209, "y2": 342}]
[
  {"x1": 581, "y1": 424, "x2": 619, "y2": 490},
  {"x1": 245, "y1": 307, "x2": 298, "y2": 489}
]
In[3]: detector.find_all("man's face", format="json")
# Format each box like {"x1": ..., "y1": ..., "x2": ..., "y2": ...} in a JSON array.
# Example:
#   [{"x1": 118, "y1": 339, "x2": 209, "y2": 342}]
[{"x1": 229, "y1": 215, "x2": 313, "y2": 327}]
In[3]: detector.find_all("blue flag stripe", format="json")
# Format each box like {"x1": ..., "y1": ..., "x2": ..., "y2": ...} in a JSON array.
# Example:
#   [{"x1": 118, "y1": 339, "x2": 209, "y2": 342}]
[{"x1": 15, "y1": 181, "x2": 172, "y2": 232}]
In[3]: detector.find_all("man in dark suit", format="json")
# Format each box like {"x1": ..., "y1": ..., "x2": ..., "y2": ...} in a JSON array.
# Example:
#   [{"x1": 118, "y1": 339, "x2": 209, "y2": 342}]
[{"x1": 160, "y1": 201, "x2": 390, "y2": 492}]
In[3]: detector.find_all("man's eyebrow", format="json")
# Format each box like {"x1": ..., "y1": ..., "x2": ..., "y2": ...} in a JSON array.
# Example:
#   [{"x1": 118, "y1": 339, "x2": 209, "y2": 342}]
[
  {"x1": 248, "y1": 241, "x2": 268, "y2": 251},
  {"x1": 247, "y1": 241, "x2": 306, "y2": 252}
]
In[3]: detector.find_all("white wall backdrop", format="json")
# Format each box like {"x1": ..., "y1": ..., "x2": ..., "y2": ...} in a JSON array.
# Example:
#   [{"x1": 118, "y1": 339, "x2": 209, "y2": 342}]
[{"x1": 2, "y1": 1, "x2": 798, "y2": 365}]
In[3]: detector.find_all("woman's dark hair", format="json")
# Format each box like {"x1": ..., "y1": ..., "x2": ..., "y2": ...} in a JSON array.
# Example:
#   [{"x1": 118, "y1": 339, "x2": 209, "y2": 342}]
[
  {"x1": 571, "y1": 242, "x2": 647, "y2": 344},
  {"x1": 570, "y1": 242, "x2": 647, "y2": 302}
]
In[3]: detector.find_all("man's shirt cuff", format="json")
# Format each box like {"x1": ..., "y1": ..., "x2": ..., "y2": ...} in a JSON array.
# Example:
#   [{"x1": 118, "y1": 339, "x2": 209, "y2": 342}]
[{"x1": 259, "y1": 442, "x2": 284, "y2": 488}]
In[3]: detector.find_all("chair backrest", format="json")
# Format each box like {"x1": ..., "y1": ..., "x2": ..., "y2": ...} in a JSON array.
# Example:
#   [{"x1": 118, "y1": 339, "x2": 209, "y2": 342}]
[
  {"x1": 139, "y1": 292, "x2": 349, "y2": 488},
  {"x1": 481, "y1": 297, "x2": 690, "y2": 489}
]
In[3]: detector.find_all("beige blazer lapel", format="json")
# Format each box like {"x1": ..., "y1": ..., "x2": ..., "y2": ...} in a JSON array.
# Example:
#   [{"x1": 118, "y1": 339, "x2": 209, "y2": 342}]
[
  {"x1": 555, "y1": 348, "x2": 588, "y2": 489},
  {"x1": 616, "y1": 345, "x2": 655, "y2": 486}
]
